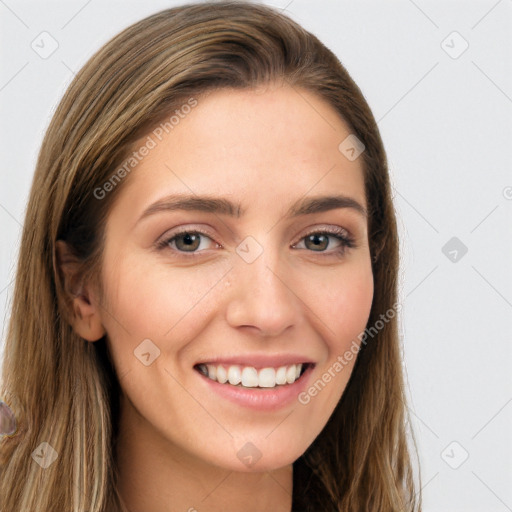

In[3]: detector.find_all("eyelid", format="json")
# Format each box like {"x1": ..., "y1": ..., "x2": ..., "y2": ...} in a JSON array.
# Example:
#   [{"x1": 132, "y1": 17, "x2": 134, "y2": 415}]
[{"x1": 294, "y1": 225, "x2": 353, "y2": 244}]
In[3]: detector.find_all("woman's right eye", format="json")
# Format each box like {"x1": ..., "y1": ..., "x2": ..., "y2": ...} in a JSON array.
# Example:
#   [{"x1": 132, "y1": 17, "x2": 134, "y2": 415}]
[{"x1": 157, "y1": 230, "x2": 219, "y2": 254}]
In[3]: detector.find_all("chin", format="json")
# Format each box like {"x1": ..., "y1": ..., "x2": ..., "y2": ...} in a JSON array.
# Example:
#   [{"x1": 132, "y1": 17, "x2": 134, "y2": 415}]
[{"x1": 205, "y1": 437, "x2": 308, "y2": 473}]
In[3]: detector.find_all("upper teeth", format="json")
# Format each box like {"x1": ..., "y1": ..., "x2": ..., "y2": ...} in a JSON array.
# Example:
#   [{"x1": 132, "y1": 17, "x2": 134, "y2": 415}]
[{"x1": 197, "y1": 363, "x2": 304, "y2": 388}]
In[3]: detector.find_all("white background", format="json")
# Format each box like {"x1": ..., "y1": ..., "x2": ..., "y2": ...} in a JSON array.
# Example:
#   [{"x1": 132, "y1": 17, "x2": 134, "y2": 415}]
[{"x1": 1, "y1": 1, "x2": 511, "y2": 510}]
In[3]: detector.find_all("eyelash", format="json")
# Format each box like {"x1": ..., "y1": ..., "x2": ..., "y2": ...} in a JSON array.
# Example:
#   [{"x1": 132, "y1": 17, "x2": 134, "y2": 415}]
[{"x1": 156, "y1": 226, "x2": 356, "y2": 258}]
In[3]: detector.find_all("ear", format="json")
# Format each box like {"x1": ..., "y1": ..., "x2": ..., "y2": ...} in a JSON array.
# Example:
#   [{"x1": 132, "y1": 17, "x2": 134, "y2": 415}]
[{"x1": 54, "y1": 240, "x2": 106, "y2": 342}]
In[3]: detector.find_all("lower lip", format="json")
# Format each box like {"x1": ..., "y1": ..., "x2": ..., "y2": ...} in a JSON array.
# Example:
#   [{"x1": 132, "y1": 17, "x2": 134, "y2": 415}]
[{"x1": 195, "y1": 364, "x2": 315, "y2": 411}]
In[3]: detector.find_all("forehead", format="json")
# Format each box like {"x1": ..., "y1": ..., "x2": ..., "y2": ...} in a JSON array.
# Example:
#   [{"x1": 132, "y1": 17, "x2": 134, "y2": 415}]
[{"x1": 111, "y1": 85, "x2": 367, "y2": 223}]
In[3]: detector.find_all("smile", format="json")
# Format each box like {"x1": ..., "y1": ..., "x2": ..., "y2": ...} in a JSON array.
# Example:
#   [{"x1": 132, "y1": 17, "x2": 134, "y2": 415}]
[{"x1": 194, "y1": 363, "x2": 310, "y2": 389}]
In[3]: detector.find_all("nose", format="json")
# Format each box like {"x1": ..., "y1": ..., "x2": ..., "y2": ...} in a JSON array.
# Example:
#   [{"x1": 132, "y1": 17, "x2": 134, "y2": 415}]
[{"x1": 225, "y1": 244, "x2": 301, "y2": 338}]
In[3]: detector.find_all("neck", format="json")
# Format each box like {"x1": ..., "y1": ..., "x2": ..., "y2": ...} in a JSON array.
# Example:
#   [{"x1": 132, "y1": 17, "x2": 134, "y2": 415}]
[{"x1": 114, "y1": 393, "x2": 294, "y2": 512}]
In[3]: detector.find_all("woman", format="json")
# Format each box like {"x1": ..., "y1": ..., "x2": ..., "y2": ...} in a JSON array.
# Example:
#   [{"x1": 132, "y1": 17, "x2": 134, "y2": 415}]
[{"x1": 0, "y1": 2, "x2": 421, "y2": 511}]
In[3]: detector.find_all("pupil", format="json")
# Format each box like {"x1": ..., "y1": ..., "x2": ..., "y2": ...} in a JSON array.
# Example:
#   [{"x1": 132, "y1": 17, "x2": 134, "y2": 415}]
[
  {"x1": 308, "y1": 234, "x2": 327, "y2": 251},
  {"x1": 178, "y1": 233, "x2": 200, "y2": 251}
]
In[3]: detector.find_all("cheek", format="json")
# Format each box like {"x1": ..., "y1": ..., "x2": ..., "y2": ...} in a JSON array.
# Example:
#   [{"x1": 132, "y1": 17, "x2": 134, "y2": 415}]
[
  {"x1": 296, "y1": 261, "x2": 373, "y2": 418},
  {"x1": 98, "y1": 252, "x2": 229, "y2": 358},
  {"x1": 315, "y1": 261, "x2": 374, "y2": 353}
]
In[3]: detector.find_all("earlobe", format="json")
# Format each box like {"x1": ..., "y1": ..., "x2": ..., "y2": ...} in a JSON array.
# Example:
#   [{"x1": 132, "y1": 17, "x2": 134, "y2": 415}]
[
  {"x1": 70, "y1": 293, "x2": 106, "y2": 342},
  {"x1": 55, "y1": 240, "x2": 106, "y2": 342}
]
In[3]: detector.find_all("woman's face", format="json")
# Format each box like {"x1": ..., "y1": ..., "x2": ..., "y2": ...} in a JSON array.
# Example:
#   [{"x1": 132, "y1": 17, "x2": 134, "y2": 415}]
[{"x1": 96, "y1": 84, "x2": 373, "y2": 472}]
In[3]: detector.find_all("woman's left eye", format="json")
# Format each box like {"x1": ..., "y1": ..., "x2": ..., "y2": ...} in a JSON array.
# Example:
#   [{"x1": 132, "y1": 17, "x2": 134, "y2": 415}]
[
  {"x1": 156, "y1": 228, "x2": 356, "y2": 256},
  {"x1": 293, "y1": 229, "x2": 356, "y2": 255}
]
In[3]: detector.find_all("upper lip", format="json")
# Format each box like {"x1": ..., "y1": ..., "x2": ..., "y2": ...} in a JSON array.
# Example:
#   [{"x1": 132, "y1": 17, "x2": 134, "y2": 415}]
[{"x1": 194, "y1": 354, "x2": 316, "y2": 370}]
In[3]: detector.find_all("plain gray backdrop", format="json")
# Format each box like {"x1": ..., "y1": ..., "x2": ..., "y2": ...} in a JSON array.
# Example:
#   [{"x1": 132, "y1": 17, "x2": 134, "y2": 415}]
[{"x1": 1, "y1": 1, "x2": 511, "y2": 510}]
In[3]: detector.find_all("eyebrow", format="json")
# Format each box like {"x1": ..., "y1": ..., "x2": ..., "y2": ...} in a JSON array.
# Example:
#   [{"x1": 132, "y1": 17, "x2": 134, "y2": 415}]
[{"x1": 138, "y1": 193, "x2": 367, "y2": 222}]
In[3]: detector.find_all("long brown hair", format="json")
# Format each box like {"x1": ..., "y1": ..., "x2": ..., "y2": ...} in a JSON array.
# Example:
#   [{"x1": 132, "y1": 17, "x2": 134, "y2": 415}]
[{"x1": 0, "y1": 2, "x2": 420, "y2": 510}]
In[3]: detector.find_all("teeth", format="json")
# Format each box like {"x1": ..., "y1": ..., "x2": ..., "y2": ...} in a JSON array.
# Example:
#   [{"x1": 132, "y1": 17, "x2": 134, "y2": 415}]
[
  {"x1": 217, "y1": 365, "x2": 228, "y2": 384},
  {"x1": 286, "y1": 365, "x2": 296, "y2": 384},
  {"x1": 197, "y1": 362, "x2": 305, "y2": 388},
  {"x1": 207, "y1": 364, "x2": 217, "y2": 381},
  {"x1": 275, "y1": 366, "x2": 287, "y2": 385},
  {"x1": 227, "y1": 365, "x2": 242, "y2": 385},
  {"x1": 258, "y1": 368, "x2": 276, "y2": 388},
  {"x1": 241, "y1": 367, "x2": 259, "y2": 387}
]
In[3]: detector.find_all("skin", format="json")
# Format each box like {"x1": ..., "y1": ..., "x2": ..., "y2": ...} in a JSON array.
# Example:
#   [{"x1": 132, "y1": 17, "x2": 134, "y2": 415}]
[{"x1": 62, "y1": 83, "x2": 374, "y2": 512}]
